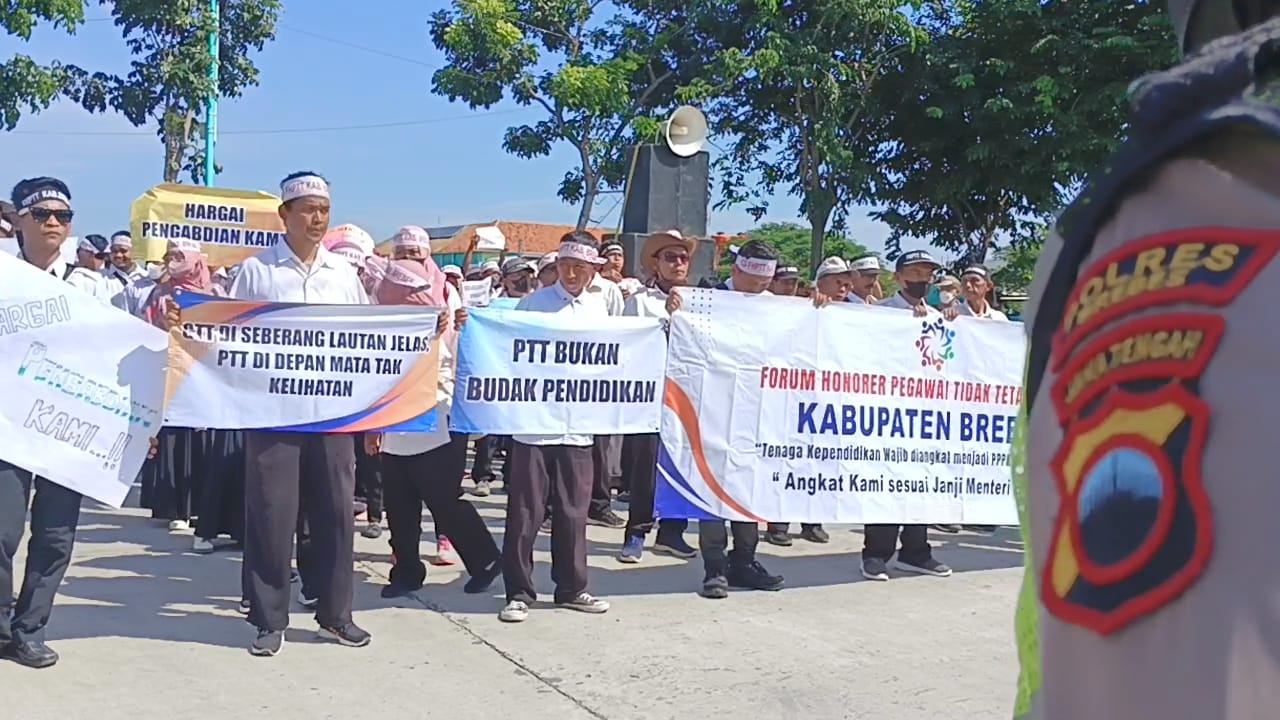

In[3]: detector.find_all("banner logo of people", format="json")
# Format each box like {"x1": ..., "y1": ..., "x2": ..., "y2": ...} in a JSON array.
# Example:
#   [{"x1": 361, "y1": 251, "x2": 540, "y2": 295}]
[
  {"x1": 915, "y1": 317, "x2": 955, "y2": 371},
  {"x1": 1040, "y1": 224, "x2": 1280, "y2": 636}
]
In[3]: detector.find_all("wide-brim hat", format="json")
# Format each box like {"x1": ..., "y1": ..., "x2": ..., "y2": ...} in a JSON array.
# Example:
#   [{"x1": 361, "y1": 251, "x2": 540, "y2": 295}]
[{"x1": 640, "y1": 230, "x2": 697, "y2": 274}]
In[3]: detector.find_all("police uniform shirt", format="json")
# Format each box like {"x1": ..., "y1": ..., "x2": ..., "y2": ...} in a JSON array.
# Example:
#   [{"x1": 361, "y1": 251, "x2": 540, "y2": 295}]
[
  {"x1": 230, "y1": 241, "x2": 367, "y2": 304},
  {"x1": 512, "y1": 282, "x2": 612, "y2": 447}
]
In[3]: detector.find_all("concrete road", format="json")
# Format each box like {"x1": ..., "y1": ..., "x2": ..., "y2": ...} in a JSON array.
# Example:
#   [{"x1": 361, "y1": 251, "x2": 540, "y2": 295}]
[{"x1": 2, "y1": 495, "x2": 1023, "y2": 720}]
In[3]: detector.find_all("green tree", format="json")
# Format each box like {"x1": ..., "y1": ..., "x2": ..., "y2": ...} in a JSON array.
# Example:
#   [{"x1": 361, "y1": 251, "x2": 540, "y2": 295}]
[
  {"x1": 0, "y1": 1, "x2": 105, "y2": 130},
  {"x1": 682, "y1": 0, "x2": 926, "y2": 276},
  {"x1": 429, "y1": 0, "x2": 692, "y2": 229},
  {"x1": 101, "y1": 0, "x2": 282, "y2": 182},
  {"x1": 873, "y1": 0, "x2": 1176, "y2": 264},
  {"x1": 990, "y1": 231, "x2": 1045, "y2": 294},
  {"x1": 740, "y1": 221, "x2": 873, "y2": 272}
]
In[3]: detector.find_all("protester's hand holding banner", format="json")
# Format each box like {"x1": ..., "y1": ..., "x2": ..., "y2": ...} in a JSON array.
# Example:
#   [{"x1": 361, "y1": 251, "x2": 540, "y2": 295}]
[
  {"x1": 656, "y1": 289, "x2": 1024, "y2": 524},
  {"x1": 0, "y1": 252, "x2": 167, "y2": 507},
  {"x1": 451, "y1": 307, "x2": 666, "y2": 434},
  {"x1": 165, "y1": 291, "x2": 440, "y2": 431}
]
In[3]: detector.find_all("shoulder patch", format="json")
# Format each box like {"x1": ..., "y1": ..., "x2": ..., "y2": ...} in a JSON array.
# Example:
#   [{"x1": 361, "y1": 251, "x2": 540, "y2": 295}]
[
  {"x1": 1042, "y1": 383, "x2": 1213, "y2": 636},
  {"x1": 1052, "y1": 227, "x2": 1278, "y2": 367}
]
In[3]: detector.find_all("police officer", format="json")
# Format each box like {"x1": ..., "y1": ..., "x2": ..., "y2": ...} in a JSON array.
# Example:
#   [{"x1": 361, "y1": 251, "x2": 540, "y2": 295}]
[
  {"x1": 0, "y1": 177, "x2": 89, "y2": 668},
  {"x1": 1017, "y1": 2, "x2": 1280, "y2": 716}
]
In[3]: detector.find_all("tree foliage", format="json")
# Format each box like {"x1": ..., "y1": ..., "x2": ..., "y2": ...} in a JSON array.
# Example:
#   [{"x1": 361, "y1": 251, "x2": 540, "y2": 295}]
[
  {"x1": 429, "y1": 0, "x2": 694, "y2": 229},
  {"x1": 680, "y1": 0, "x2": 926, "y2": 276},
  {"x1": 741, "y1": 221, "x2": 873, "y2": 271},
  {"x1": 0, "y1": 1, "x2": 107, "y2": 130},
  {"x1": 872, "y1": 0, "x2": 1176, "y2": 264}
]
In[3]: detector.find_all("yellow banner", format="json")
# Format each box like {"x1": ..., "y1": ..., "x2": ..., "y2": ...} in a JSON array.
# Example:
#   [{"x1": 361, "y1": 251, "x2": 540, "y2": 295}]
[{"x1": 129, "y1": 184, "x2": 286, "y2": 267}]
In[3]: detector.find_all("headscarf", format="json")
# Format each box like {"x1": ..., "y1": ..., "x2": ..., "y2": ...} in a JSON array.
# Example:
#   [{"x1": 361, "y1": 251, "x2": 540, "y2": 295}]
[
  {"x1": 387, "y1": 226, "x2": 448, "y2": 306},
  {"x1": 143, "y1": 238, "x2": 218, "y2": 328},
  {"x1": 323, "y1": 224, "x2": 375, "y2": 270},
  {"x1": 372, "y1": 258, "x2": 441, "y2": 306}
]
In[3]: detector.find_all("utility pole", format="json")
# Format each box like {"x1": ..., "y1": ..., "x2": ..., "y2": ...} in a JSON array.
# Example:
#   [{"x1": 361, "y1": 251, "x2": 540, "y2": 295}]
[{"x1": 204, "y1": 0, "x2": 220, "y2": 186}]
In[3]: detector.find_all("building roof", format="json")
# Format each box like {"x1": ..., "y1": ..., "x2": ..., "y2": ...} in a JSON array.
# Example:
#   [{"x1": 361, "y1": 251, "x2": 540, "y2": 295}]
[{"x1": 375, "y1": 221, "x2": 601, "y2": 256}]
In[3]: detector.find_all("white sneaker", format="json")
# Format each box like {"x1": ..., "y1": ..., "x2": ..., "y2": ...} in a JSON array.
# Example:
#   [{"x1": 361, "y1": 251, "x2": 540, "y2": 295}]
[
  {"x1": 168, "y1": 519, "x2": 190, "y2": 531},
  {"x1": 297, "y1": 589, "x2": 319, "y2": 609},
  {"x1": 192, "y1": 537, "x2": 214, "y2": 554},
  {"x1": 498, "y1": 600, "x2": 530, "y2": 623},
  {"x1": 555, "y1": 592, "x2": 610, "y2": 614}
]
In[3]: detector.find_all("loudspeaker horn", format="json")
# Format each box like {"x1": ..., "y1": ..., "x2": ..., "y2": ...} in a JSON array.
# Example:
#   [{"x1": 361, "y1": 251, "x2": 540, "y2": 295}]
[{"x1": 663, "y1": 105, "x2": 708, "y2": 158}]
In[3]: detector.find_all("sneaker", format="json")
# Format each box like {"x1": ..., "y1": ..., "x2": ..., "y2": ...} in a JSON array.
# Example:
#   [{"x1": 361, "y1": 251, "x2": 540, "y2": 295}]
[
  {"x1": 964, "y1": 524, "x2": 997, "y2": 533},
  {"x1": 539, "y1": 517, "x2": 553, "y2": 534},
  {"x1": 289, "y1": 569, "x2": 300, "y2": 584},
  {"x1": 652, "y1": 535, "x2": 698, "y2": 559},
  {"x1": 931, "y1": 524, "x2": 962, "y2": 533},
  {"x1": 249, "y1": 629, "x2": 284, "y2": 657},
  {"x1": 237, "y1": 599, "x2": 251, "y2": 614},
  {"x1": 317, "y1": 622, "x2": 372, "y2": 648},
  {"x1": 436, "y1": 536, "x2": 458, "y2": 566},
  {"x1": 464, "y1": 558, "x2": 502, "y2": 594},
  {"x1": 763, "y1": 529, "x2": 793, "y2": 546},
  {"x1": 360, "y1": 523, "x2": 383, "y2": 539},
  {"x1": 499, "y1": 599, "x2": 530, "y2": 623},
  {"x1": 588, "y1": 509, "x2": 626, "y2": 529},
  {"x1": 297, "y1": 589, "x2": 319, "y2": 609},
  {"x1": 617, "y1": 535, "x2": 644, "y2": 564},
  {"x1": 192, "y1": 537, "x2": 215, "y2": 554},
  {"x1": 380, "y1": 582, "x2": 420, "y2": 599},
  {"x1": 168, "y1": 519, "x2": 190, "y2": 531},
  {"x1": 473, "y1": 480, "x2": 492, "y2": 497},
  {"x1": 556, "y1": 592, "x2": 610, "y2": 614},
  {"x1": 2, "y1": 640, "x2": 59, "y2": 669},
  {"x1": 727, "y1": 560, "x2": 785, "y2": 591},
  {"x1": 700, "y1": 574, "x2": 729, "y2": 599},
  {"x1": 615, "y1": 491, "x2": 631, "y2": 504},
  {"x1": 895, "y1": 557, "x2": 953, "y2": 577},
  {"x1": 860, "y1": 557, "x2": 890, "y2": 581},
  {"x1": 800, "y1": 525, "x2": 830, "y2": 544}
]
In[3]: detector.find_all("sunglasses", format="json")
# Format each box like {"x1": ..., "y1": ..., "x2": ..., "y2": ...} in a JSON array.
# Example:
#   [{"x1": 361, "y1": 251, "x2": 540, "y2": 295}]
[
  {"x1": 659, "y1": 252, "x2": 690, "y2": 264},
  {"x1": 29, "y1": 208, "x2": 74, "y2": 224}
]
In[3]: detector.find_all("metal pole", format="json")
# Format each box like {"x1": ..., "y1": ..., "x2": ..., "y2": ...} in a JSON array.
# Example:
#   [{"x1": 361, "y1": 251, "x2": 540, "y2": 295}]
[{"x1": 204, "y1": 0, "x2": 220, "y2": 186}]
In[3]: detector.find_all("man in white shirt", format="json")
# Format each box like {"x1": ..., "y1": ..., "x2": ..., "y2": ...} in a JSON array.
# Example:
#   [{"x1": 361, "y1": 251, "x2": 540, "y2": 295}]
[
  {"x1": 848, "y1": 255, "x2": 883, "y2": 303},
  {"x1": 617, "y1": 230, "x2": 699, "y2": 564},
  {"x1": 536, "y1": 251, "x2": 558, "y2": 289},
  {"x1": 770, "y1": 265, "x2": 801, "y2": 296},
  {"x1": 499, "y1": 234, "x2": 614, "y2": 624},
  {"x1": 226, "y1": 171, "x2": 370, "y2": 656},
  {"x1": 102, "y1": 231, "x2": 145, "y2": 288},
  {"x1": 957, "y1": 264, "x2": 1009, "y2": 321},
  {"x1": 65, "y1": 234, "x2": 118, "y2": 306},
  {"x1": 0, "y1": 176, "x2": 90, "y2": 669},
  {"x1": 862, "y1": 250, "x2": 955, "y2": 582}
]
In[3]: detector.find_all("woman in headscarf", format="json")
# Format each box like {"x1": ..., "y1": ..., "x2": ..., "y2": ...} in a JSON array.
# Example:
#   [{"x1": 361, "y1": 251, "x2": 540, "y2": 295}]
[{"x1": 364, "y1": 253, "x2": 502, "y2": 598}]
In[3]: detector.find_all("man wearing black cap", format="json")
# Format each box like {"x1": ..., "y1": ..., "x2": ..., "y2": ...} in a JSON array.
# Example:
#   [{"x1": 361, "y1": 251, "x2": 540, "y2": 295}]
[
  {"x1": 770, "y1": 265, "x2": 801, "y2": 296},
  {"x1": 0, "y1": 176, "x2": 90, "y2": 668},
  {"x1": 957, "y1": 265, "x2": 1008, "y2": 321},
  {"x1": 66, "y1": 234, "x2": 117, "y2": 305},
  {"x1": 497, "y1": 256, "x2": 537, "y2": 298},
  {"x1": 860, "y1": 249, "x2": 954, "y2": 582}
]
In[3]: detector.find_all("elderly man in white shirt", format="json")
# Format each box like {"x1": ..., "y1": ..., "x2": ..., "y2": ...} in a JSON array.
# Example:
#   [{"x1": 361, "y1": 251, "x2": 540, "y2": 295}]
[
  {"x1": 616, "y1": 230, "x2": 699, "y2": 565},
  {"x1": 957, "y1": 264, "x2": 1010, "y2": 321},
  {"x1": 499, "y1": 233, "x2": 614, "y2": 624},
  {"x1": 226, "y1": 171, "x2": 370, "y2": 657},
  {"x1": 64, "y1": 235, "x2": 118, "y2": 306}
]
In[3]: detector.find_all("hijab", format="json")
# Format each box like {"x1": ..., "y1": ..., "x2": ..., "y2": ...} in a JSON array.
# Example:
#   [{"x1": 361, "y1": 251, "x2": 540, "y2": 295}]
[
  {"x1": 389, "y1": 226, "x2": 448, "y2": 307},
  {"x1": 143, "y1": 239, "x2": 219, "y2": 328}
]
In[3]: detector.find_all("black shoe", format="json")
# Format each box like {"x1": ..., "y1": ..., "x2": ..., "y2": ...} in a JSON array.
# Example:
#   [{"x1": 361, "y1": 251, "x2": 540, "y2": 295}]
[
  {"x1": 588, "y1": 508, "x2": 626, "y2": 528},
  {"x1": 318, "y1": 622, "x2": 371, "y2": 648},
  {"x1": 963, "y1": 524, "x2": 997, "y2": 533},
  {"x1": 763, "y1": 530, "x2": 793, "y2": 547},
  {"x1": 800, "y1": 525, "x2": 830, "y2": 543},
  {"x1": 540, "y1": 517, "x2": 553, "y2": 534},
  {"x1": 931, "y1": 524, "x2": 962, "y2": 533},
  {"x1": 380, "y1": 582, "x2": 421, "y2": 599},
  {"x1": 2, "y1": 640, "x2": 58, "y2": 668},
  {"x1": 727, "y1": 561, "x2": 785, "y2": 591},
  {"x1": 249, "y1": 629, "x2": 284, "y2": 657},
  {"x1": 237, "y1": 598, "x2": 251, "y2": 615},
  {"x1": 464, "y1": 558, "x2": 502, "y2": 594},
  {"x1": 700, "y1": 574, "x2": 729, "y2": 599}
]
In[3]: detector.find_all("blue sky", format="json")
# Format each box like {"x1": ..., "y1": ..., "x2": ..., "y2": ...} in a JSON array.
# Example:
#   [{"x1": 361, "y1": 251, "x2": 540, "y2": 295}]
[{"x1": 1, "y1": 0, "x2": 893, "y2": 250}]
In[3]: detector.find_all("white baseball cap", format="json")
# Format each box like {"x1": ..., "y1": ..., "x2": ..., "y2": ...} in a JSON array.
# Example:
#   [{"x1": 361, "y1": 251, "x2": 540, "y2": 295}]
[{"x1": 814, "y1": 256, "x2": 852, "y2": 281}]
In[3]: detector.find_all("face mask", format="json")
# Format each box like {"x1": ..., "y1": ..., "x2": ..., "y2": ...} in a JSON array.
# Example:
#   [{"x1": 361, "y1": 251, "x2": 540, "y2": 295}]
[
  {"x1": 147, "y1": 264, "x2": 164, "y2": 281},
  {"x1": 939, "y1": 290, "x2": 956, "y2": 305},
  {"x1": 168, "y1": 259, "x2": 193, "y2": 277},
  {"x1": 511, "y1": 276, "x2": 532, "y2": 294},
  {"x1": 904, "y1": 280, "x2": 930, "y2": 299}
]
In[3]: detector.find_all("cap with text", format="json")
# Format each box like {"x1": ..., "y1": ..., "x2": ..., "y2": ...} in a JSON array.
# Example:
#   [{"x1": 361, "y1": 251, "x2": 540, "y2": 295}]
[{"x1": 894, "y1": 249, "x2": 941, "y2": 272}]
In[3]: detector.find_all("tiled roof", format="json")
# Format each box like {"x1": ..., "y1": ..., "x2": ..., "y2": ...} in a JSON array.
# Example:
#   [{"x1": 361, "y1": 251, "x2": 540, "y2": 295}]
[{"x1": 376, "y1": 221, "x2": 602, "y2": 256}]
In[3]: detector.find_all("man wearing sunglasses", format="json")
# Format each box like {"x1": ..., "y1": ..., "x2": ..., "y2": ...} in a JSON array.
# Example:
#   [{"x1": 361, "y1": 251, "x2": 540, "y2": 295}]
[{"x1": 0, "y1": 177, "x2": 90, "y2": 668}]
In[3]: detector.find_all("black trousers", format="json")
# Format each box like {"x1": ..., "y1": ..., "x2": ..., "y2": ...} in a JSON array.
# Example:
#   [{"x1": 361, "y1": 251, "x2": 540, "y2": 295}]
[
  {"x1": 354, "y1": 433, "x2": 384, "y2": 522},
  {"x1": 699, "y1": 520, "x2": 759, "y2": 576},
  {"x1": 383, "y1": 433, "x2": 500, "y2": 588},
  {"x1": 471, "y1": 435, "x2": 507, "y2": 483},
  {"x1": 766, "y1": 522, "x2": 823, "y2": 534},
  {"x1": 0, "y1": 461, "x2": 82, "y2": 645},
  {"x1": 502, "y1": 442, "x2": 593, "y2": 604},
  {"x1": 621, "y1": 433, "x2": 687, "y2": 539},
  {"x1": 589, "y1": 434, "x2": 617, "y2": 516},
  {"x1": 242, "y1": 432, "x2": 355, "y2": 633},
  {"x1": 863, "y1": 524, "x2": 932, "y2": 565}
]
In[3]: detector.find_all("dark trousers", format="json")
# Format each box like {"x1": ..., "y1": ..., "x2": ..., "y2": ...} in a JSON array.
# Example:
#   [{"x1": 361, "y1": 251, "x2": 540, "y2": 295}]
[
  {"x1": 471, "y1": 435, "x2": 507, "y2": 483},
  {"x1": 383, "y1": 433, "x2": 500, "y2": 588},
  {"x1": 354, "y1": 433, "x2": 383, "y2": 522},
  {"x1": 767, "y1": 522, "x2": 822, "y2": 534},
  {"x1": 589, "y1": 434, "x2": 618, "y2": 516},
  {"x1": 243, "y1": 431, "x2": 355, "y2": 633},
  {"x1": 699, "y1": 520, "x2": 759, "y2": 576},
  {"x1": 502, "y1": 442, "x2": 593, "y2": 604},
  {"x1": 0, "y1": 462, "x2": 82, "y2": 645},
  {"x1": 621, "y1": 433, "x2": 687, "y2": 539},
  {"x1": 863, "y1": 524, "x2": 932, "y2": 565}
]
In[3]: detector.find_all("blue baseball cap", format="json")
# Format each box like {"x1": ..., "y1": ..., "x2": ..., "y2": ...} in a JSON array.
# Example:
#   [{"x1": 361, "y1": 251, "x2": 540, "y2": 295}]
[{"x1": 894, "y1": 249, "x2": 941, "y2": 272}]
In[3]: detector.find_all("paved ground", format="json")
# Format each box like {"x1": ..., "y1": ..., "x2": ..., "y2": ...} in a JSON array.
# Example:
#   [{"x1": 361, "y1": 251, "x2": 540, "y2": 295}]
[{"x1": 4, "y1": 493, "x2": 1024, "y2": 720}]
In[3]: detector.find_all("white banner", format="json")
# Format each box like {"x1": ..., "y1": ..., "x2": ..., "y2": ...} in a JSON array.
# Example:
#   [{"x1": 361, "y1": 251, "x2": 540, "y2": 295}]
[
  {"x1": 656, "y1": 289, "x2": 1024, "y2": 524},
  {"x1": 451, "y1": 307, "x2": 666, "y2": 434},
  {"x1": 165, "y1": 292, "x2": 440, "y2": 432},
  {"x1": 0, "y1": 252, "x2": 168, "y2": 507}
]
